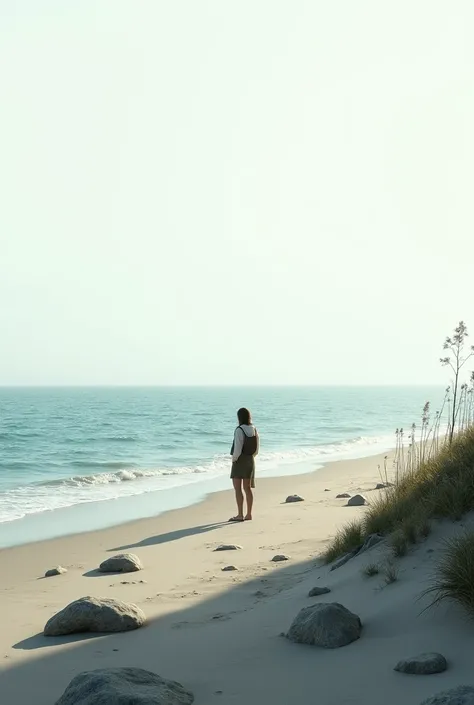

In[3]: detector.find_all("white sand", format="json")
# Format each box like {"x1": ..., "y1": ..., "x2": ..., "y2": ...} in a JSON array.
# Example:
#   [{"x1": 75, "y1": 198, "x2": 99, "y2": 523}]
[{"x1": 1, "y1": 452, "x2": 473, "y2": 705}]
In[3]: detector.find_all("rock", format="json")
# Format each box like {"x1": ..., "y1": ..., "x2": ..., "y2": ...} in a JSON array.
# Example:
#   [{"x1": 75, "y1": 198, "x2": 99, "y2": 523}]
[
  {"x1": 285, "y1": 495, "x2": 304, "y2": 503},
  {"x1": 99, "y1": 553, "x2": 143, "y2": 573},
  {"x1": 357, "y1": 533, "x2": 384, "y2": 555},
  {"x1": 336, "y1": 493, "x2": 351, "y2": 498},
  {"x1": 308, "y1": 586, "x2": 331, "y2": 597},
  {"x1": 271, "y1": 554, "x2": 290, "y2": 562},
  {"x1": 54, "y1": 667, "x2": 194, "y2": 705},
  {"x1": 287, "y1": 602, "x2": 361, "y2": 648},
  {"x1": 45, "y1": 566, "x2": 67, "y2": 577},
  {"x1": 330, "y1": 549, "x2": 359, "y2": 571},
  {"x1": 419, "y1": 686, "x2": 474, "y2": 705},
  {"x1": 324, "y1": 489, "x2": 330, "y2": 492},
  {"x1": 44, "y1": 596, "x2": 146, "y2": 636},
  {"x1": 395, "y1": 653, "x2": 448, "y2": 675},
  {"x1": 221, "y1": 565, "x2": 237, "y2": 571},
  {"x1": 347, "y1": 494, "x2": 368, "y2": 506},
  {"x1": 375, "y1": 482, "x2": 393, "y2": 489},
  {"x1": 214, "y1": 544, "x2": 242, "y2": 551}
]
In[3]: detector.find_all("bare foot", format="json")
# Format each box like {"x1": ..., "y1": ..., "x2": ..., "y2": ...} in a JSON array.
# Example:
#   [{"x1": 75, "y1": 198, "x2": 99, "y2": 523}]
[
  {"x1": 244, "y1": 515, "x2": 252, "y2": 521},
  {"x1": 229, "y1": 516, "x2": 244, "y2": 522}
]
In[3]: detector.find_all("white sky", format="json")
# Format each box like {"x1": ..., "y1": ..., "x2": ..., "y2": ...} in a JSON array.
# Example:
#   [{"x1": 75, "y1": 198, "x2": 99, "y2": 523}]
[{"x1": 1, "y1": 1, "x2": 473, "y2": 386}]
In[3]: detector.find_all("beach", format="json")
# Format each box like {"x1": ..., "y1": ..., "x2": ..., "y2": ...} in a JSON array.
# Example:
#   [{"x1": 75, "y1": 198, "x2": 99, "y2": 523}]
[{"x1": 2, "y1": 449, "x2": 473, "y2": 705}]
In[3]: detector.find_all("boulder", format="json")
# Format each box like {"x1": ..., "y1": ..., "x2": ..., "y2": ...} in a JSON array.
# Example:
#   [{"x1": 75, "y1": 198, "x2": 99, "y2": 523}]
[
  {"x1": 54, "y1": 667, "x2": 194, "y2": 705},
  {"x1": 347, "y1": 494, "x2": 368, "y2": 506},
  {"x1": 308, "y1": 586, "x2": 331, "y2": 597},
  {"x1": 395, "y1": 653, "x2": 448, "y2": 675},
  {"x1": 44, "y1": 596, "x2": 145, "y2": 636},
  {"x1": 99, "y1": 554, "x2": 143, "y2": 573},
  {"x1": 419, "y1": 686, "x2": 474, "y2": 705},
  {"x1": 286, "y1": 602, "x2": 361, "y2": 648},
  {"x1": 214, "y1": 544, "x2": 242, "y2": 551},
  {"x1": 271, "y1": 554, "x2": 290, "y2": 562},
  {"x1": 45, "y1": 566, "x2": 67, "y2": 577},
  {"x1": 221, "y1": 565, "x2": 237, "y2": 571},
  {"x1": 285, "y1": 495, "x2": 304, "y2": 503},
  {"x1": 336, "y1": 493, "x2": 351, "y2": 499}
]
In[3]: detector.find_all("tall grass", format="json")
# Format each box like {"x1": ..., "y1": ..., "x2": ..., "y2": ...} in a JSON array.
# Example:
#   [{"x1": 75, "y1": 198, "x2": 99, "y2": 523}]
[
  {"x1": 422, "y1": 532, "x2": 474, "y2": 615},
  {"x1": 323, "y1": 426, "x2": 474, "y2": 564}
]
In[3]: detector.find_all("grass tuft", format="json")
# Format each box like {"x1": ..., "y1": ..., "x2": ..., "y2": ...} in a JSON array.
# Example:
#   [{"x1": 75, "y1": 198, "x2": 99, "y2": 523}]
[
  {"x1": 382, "y1": 560, "x2": 399, "y2": 585},
  {"x1": 322, "y1": 520, "x2": 363, "y2": 564},
  {"x1": 362, "y1": 562, "x2": 379, "y2": 578},
  {"x1": 423, "y1": 532, "x2": 474, "y2": 615},
  {"x1": 390, "y1": 530, "x2": 408, "y2": 557}
]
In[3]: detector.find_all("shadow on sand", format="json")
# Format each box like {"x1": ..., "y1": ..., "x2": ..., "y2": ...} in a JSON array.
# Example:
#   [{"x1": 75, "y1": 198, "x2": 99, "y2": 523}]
[{"x1": 108, "y1": 523, "x2": 227, "y2": 552}]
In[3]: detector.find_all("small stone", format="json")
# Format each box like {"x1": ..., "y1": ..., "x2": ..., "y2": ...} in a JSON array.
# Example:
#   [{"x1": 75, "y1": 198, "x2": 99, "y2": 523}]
[
  {"x1": 221, "y1": 565, "x2": 237, "y2": 571},
  {"x1": 394, "y1": 652, "x2": 448, "y2": 675},
  {"x1": 214, "y1": 544, "x2": 242, "y2": 551},
  {"x1": 308, "y1": 586, "x2": 331, "y2": 597},
  {"x1": 45, "y1": 566, "x2": 67, "y2": 578},
  {"x1": 54, "y1": 667, "x2": 193, "y2": 705},
  {"x1": 347, "y1": 494, "x2": 368, "y2": 506},
  {"x1": 419, "y1": 686, "x2": 474, "y2": 705},
  {"x1": 375, "y1": 482, "x2": 393, "y2": 489},
  {"x1": 324, "y1": 489, "x2": 330, "y2": 492},
  {"x1": 287, "y1": 602, "x2": 362, "y2": 648},
  {"x1": 336, "y1": 493, "x2": 351, "y2": 498},
  {"x1": 285, "y1": 495, "x2": 304, "y2": 503},
  {"x1": 99, "y1": 553, "x2": 143, "y2": 573},
  {"x1": 271, "y1": 554, "x2": 290, "y2": 562}
]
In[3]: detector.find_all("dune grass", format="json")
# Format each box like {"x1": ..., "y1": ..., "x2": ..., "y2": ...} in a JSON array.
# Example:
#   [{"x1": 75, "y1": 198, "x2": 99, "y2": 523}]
[
  {"x1": 323, "y1": 427, "x2": 474, "y2": 564},
  {"x1": 422, "y1": 532, "x2": 474, "y2": 615}
]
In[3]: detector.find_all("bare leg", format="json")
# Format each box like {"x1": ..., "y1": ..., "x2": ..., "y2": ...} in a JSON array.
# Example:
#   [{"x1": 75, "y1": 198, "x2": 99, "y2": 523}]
[
  {"x1": 232, "y1": 478, "x2": 244, "y2": 520},
  {"x1": 243, "y1": 478, "x2": 253, "y2": 520}
]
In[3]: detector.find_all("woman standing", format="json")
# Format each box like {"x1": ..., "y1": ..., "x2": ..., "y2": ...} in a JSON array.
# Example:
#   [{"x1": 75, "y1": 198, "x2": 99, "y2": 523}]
[{"x1": 229, "y1": 407, "x2": 259, "y2": 522}]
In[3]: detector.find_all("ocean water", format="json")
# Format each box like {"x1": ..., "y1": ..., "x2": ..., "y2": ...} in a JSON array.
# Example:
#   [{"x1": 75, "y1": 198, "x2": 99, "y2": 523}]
[{"x1": 0, "y1": 386, "x2": 443, "y2": 547}]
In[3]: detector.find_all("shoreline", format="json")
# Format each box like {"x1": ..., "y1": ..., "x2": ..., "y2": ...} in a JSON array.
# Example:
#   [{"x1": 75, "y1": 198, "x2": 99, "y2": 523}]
[{"x1": 0, "y1": 440, "x2": 394, "y2": 550}]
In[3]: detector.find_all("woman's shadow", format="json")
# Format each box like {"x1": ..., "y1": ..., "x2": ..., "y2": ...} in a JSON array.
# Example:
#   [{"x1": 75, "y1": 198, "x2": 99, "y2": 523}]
[{"x1": 107, "y1": 522, "x2": 227, "y2": 552}]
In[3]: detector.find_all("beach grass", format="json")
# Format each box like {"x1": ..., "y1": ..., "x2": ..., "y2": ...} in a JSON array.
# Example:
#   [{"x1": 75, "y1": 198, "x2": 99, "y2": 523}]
[
  {"x1": 423, "y1": 532, "x2": 474, "y2": 615},
  {"x1": 323, "y1": 427, "x2": 474, "y2": 564}
]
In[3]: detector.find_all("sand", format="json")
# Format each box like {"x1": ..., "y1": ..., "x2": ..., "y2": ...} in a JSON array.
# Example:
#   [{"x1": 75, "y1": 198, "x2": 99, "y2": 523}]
[{"x1": 1, "y1": 451, "x2": 473, "y2": 705}]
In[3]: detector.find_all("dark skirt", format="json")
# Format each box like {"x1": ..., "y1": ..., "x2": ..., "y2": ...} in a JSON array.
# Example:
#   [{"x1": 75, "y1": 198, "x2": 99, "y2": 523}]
[{"x1": 231, "y1": 455, "x2": 255, "y2": 480}]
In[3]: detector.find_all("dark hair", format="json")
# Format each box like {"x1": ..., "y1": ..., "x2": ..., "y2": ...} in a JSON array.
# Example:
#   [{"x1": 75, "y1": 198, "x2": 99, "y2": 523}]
[{"x1": 237, "y1": 407, "x2": 251, "y2": 425}]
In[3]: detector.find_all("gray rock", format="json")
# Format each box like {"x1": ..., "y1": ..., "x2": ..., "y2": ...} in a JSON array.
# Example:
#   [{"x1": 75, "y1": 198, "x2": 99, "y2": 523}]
[
  {"x1": 347, "y1": 494, "x2": 368, "y2": 506},
  {"x1": 308, "y1": 586, "x2": 331, "y2": 597},
  {"x1": 45, "y1": 566, "x2": 67, "y2": 577},
  {"x1": 221, "y1": 565, "x2": 237, "y2": 571},
  {"x1": 271, "y1": 554, "x2": 290, "y2": 562},
  {"x1": 44, "y1": 596, "x2": 146, "y2": 636},
  {"x1": 285, "y1": 495, "x2": 304, "y2": 503},
  {"x1": 99, "y1": 553, "x2": 143, "y2": 573},
  {"x1": 336, "y1": 493, "x2": 351, "y2": 498},
  {"x1": 420, "y1": 686, "x2": 474, "y2": 705},
  {"x1": 287, "y1": 602, "x2": 361, "y2": 648},
  {"x1": 395, "y1": 653, "x2": 447, "y2": 675},
  {"x1": 375, "y1": 482, "x2": 393, "y2": 489},
  {"x1": 330, "y1": 549, "x2": 359, "y2": 571},
  {"x1": 357, "y1": 533, "x2": 384, "y2": 555},
  {"x1": 214, "y1": 544, "x2": 242, "y2": 551},
  {"x1": 54, "y1": 667, "x2": 194, "y2": 704}
]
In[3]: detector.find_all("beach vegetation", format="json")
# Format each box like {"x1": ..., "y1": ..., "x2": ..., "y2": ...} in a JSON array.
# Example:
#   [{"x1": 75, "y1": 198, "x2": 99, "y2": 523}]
[
  {"x1": 361, "y1": 562, "x2": 379, "y2": 578},
  {"x1": 423, "y1": 532, "x2": 474, "y2": 615},
  {"x1": 323, "y1": 322, "x2": 474, "y2": 565}
]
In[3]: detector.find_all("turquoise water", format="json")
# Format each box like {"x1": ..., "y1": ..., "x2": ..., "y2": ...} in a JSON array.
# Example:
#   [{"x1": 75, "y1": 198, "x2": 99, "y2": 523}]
[{"x1": 0, "y1": 386, "x2": 443, "y2": 547}]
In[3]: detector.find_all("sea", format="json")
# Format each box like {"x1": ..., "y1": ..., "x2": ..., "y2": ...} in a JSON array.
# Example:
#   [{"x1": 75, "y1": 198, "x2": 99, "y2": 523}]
[{"x1": 0, "y1": 386, "x2": 443, "y2": 548}]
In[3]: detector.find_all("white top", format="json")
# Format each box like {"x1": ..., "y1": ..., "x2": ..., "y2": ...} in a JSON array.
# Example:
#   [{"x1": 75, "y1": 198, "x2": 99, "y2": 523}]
[{"x1": 232, "y1": 424, "x2": 259, "y2": 462}]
